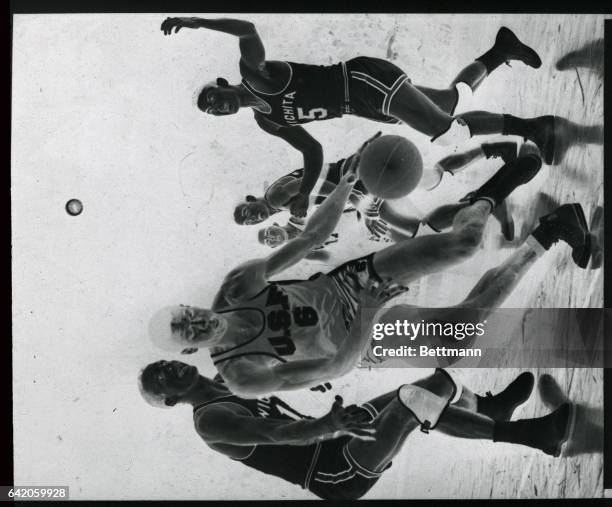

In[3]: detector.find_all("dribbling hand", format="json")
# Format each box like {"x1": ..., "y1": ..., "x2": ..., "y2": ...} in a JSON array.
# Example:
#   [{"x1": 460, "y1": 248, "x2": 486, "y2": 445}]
[{"x1": 319, "y1": 395, "x2": 376, "y2": 441}]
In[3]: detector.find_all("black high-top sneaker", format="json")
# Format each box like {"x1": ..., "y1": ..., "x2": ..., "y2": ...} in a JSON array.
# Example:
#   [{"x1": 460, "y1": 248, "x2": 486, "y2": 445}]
[
  {"x1": 476, "y1": 372, "x2": 534, "y2": 421},
  {"x1": 494, "y1": 26, "x2": 542, "y2": 68},
  {"x1": 494, "y1": 403, "x2": 574, "y2": 457},
  {"x1": 531, "y1": 203, "x2": 592, "y2": 268},
  {"x1": 469, "y1": 154, "x2": 543, "y2": 209},
  {"x1": 482, "y1": 141, "x2": 518, "y2": 164}
]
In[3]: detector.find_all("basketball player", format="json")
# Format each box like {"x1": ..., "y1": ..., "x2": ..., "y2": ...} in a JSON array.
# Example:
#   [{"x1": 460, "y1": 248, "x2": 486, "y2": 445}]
[
  {"x1": 139, "y1": 363, "x2": 573, "y2": 499},
  {"x1": 238, "y1": 138, "x2": 518, "y2": 244},
  {"x1": 161, "y1": 16, "x2": 561, "y2": 217},
  {"x1": 148, "y1": 146, "x2": 591, "y2": 396}
]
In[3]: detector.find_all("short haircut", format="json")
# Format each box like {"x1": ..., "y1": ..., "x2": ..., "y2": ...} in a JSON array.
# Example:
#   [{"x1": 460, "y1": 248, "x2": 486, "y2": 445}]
[
  {"x1": 138, "y1": 363, "x2": 171, "y2": 409},
  {"x1": 234, "y1": 203, "x2": 249, "y2": 225}
]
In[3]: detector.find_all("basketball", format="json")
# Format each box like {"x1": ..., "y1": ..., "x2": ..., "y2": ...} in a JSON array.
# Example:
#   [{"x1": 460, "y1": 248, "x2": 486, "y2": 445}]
[
  {"x1": 358, "y1": 135, "x2": 423, "y2": 199},
  {"x1": 65, "y1": 198, "x2": 83, "y2": 216}
]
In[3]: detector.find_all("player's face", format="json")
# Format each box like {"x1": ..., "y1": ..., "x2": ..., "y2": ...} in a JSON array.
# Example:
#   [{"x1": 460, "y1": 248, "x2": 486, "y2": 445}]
[
  {"x1": 261, "y1": 225, "x2": 289, "y2": 248},
  {"x1": 204, "y1": 88, "x2": 241, "y2": 116},
  {"x1": 151, "y1": 360, "x2": 199, "y2": 395},
  {"x1": 236, "y1": 202, "x2": 270, "y2": 225},
  {"x1": 170, "y1": 306, "x2": 228, "y2": 347}
]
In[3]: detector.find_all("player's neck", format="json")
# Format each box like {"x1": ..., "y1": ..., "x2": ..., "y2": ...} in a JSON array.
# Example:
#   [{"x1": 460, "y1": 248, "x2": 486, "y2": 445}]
[
  {"x1": 184, "y1": 377, "x2": 230, "y2": 406},
  {"x1": 237, "y1": 84, "x2": 267, "y2": 109}
]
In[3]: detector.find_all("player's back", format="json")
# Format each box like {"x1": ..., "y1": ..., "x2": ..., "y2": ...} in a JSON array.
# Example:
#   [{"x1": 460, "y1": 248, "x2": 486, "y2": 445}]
[{"x1": 194, "y1": 393, "x2": 319, "y2": 489}]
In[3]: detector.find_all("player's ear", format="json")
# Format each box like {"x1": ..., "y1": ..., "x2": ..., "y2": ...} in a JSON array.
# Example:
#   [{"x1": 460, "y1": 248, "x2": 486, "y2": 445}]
[
  {"x1": 164, "y1": 396, "x2": 178, "y2": 407},
  {"x1": 181, "y1": 347, "x2": 198, "y2": 355},
  {"x1": 216, "y1": 77, "x2": 229, "y2": 87},
  {"x1": 246, "y1": 195, "x2": 257, "y2": 202}
]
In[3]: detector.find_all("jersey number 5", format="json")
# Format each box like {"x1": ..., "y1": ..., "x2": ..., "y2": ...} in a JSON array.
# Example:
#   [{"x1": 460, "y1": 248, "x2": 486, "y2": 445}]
[{"x1": 297, "y1": 107, "x2": 328, "y2": 120}]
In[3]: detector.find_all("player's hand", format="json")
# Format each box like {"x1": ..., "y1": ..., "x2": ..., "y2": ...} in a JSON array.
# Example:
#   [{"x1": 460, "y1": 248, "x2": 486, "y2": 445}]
[
  {"x1": 319, "y1": 395, "x2": 376, "y2": 441},
  {"x1": 345, "y1": 131, "x2": 383, "y2": 176},
  {"x1": 366, "y1": 216, "x2": 391, "y2": 241},
  {"x1": 161, "y1": 17, "x2": 201, "y2": 35},
  {"x1": 310, "y1": 382, "x2": 333, "y2": 393},
  {"x1": 288, "y1": 193, "x2": 309, "y2": 218},
  {"x1": 363, "y1": 197, "x2": 391, "y2": 242}
]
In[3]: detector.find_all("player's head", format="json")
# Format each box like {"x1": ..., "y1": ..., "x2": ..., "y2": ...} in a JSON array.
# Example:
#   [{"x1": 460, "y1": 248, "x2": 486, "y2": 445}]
[
  {"x1": 149, "y1": 305, "x2": 228, "y2": 354},
  {"x1": 258, "y1": 224, "x2": 289, "y2": 248},
  {"x1": 234, "y1": 195, "x2": 270, "y2": 225},
  {"x1": 195, "y1": 77, "x2": 241, "y2": 116},
  {"x1": 138, "y1": 360, "x2": 200, "y2": 408}
]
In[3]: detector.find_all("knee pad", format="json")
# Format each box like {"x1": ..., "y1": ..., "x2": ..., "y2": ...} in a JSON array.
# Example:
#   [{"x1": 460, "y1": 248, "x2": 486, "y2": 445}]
[
  {"x1": 431, "y1": 117, "x2": 472, "y2": 147},
  {"x1": 437, "y1": 368, "x2": 463, "y2": 404},
  {"x1": 397, "y1": 381, "x2": 455, "y2": 433}
]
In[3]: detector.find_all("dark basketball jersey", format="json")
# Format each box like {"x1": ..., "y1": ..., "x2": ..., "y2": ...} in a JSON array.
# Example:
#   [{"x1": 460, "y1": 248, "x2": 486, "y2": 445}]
[
  {"x1": 243, "y1": 61, "x2": 345, "y2": 127},
  {"x1": 193, "y1": 394, "x2": 320, "y2": 489},
  {"x1": 264, "y1": 156, "x2": 367, "y2": 208}
]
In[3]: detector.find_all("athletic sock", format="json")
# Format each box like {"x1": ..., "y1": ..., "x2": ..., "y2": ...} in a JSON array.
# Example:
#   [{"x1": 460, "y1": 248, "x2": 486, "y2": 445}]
[
  {"x1": 493, "y1": 420, "x2": 534, "y2": 446},
  {"x1": 502, "y1": 114, "x2": 535, "y2": 137},
  {"x1": 476, "y1": 48, "x2": 507, "y2": 74}
]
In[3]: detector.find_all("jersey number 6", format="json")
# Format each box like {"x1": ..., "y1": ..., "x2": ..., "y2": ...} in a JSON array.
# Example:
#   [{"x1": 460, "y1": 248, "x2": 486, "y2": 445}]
[{"x1": 297, "y1": 107, "x2": 328, "y2": 120}]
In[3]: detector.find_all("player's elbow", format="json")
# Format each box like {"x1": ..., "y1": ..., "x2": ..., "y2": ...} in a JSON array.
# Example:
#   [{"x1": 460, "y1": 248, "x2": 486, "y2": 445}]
[
  {"x1": 302, "y1": 139, "x2": 323, "y2": 159},
  {"x1": 242, "y1": 21, "x2": 257, "y2": 35}
]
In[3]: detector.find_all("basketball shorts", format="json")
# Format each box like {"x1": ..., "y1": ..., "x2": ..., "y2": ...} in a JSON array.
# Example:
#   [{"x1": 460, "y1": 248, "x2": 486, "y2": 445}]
[
  {"x1": 342, "y1": 56, "x2": 410, "y2": 124},
  {"x1": 321, "y1": 254, "x2": 383, "y2": 332},
  {"x1": 325, "y1": 155, "x2": 369, "y2": 195},
  {"x1": 308, "y1": 404, "x2": 391, "y2": 500}
]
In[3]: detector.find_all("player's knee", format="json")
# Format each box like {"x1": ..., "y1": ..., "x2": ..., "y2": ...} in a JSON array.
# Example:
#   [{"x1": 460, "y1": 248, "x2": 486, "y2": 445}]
[{"x1": 452, "y1": 226, "x2": 482, "y2": 257}]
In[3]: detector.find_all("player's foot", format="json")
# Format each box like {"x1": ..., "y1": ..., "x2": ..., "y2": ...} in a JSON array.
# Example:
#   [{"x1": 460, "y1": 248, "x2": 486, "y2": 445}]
[
  {"x1": 531, "y1": 203, "x2": 592, "y2": 268},
  {"x1": 528, "y1": 403, "x2": 574, "y2": 456},
  {"x1": 469, "y1": 153, "x2": 542, "y2": 209},
  {"x1": 477, "y1": 372, "x2": 534, "y2": 421},
  {"x1": 524, "y1": 115, "x2": 556, "y2": 165},
  {"x1": 482, "y1": 141, "x2": 518, "y2": 164},
  {"x1": 555, "y1": 38, "x2": 604, "y2": 73},
  {"x1": 494, "y1": 26, "x2": 542, "y2": 69},
  {"x1": 492, "y1": 199, "x2": 515, "y2": 241}
]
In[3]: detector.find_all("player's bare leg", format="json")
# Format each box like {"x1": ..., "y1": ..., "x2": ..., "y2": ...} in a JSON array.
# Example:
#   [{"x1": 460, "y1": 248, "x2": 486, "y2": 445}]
[
  {"x1": 372, "y1": 199, "x2": 492, "y2": 285},
  {"x1": 346, "y1": 370, "x2": 571, "y2": 473},
  {"x1": 415, "y1": 27, "x2": 542, "y2": 115},
  {"x1": 427, "y1": 141, "x2": 518, "y2": 190},
  {"x1": 372, "y1": 152, "x2": 543, "y2": 284},
  {"x1": 378, "y1": 200, "x2": 592, "y2": 350}
]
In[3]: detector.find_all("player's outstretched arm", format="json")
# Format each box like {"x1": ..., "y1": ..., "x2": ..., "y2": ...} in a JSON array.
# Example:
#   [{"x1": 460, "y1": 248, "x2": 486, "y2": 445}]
[
  {"x1": 160, "y1": 17, "x2": 266, "y2": 73},
  {"x1": 224, "y1": 355, "x2": 342, "y2": 396},
  {"x1": 264, "y1": 170, "x2": 358, "y2": 278},
  {"x1": 255, "y1": 115, "x2": 324, "y2": 217},
  {"x1": 196, "y1": 396, "x2": 375, "y2": 446}
]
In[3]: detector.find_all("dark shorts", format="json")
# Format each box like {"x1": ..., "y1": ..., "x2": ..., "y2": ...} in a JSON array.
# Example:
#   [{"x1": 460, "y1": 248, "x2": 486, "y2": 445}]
[
  {"x1": 326, "y1": 155, "x2": 369, "y2": 195},
  {"x1": 342, "y1": 56, "x2": 410, "y2": 124},
  {"x1": 320, "y1": 254, "x2": 383, "y2": 332},
  {"x1": 308, "y1": 405, "x2": 391, "y2": 500}
]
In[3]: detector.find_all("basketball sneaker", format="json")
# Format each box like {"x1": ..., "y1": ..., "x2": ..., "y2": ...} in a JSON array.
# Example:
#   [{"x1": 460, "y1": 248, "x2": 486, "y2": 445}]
[
  {"x1": 482, "y1": 141, "x2": 518, "y2": 164},
  {"x1": 493, "y1": 26, "x2": 542, "y2": 68},
  {"x1": 469, "y1": 153, "x2": 542, "y2": 209},
  {"x1": 476, "y1": 372, "x2": 534, "y2": 421},
  {"x1": 495, "y1": 403, "x2": 574, "y2": 457},
  {"x1": 530, "y1": 203, "x2": 592, "y2": 268}
]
